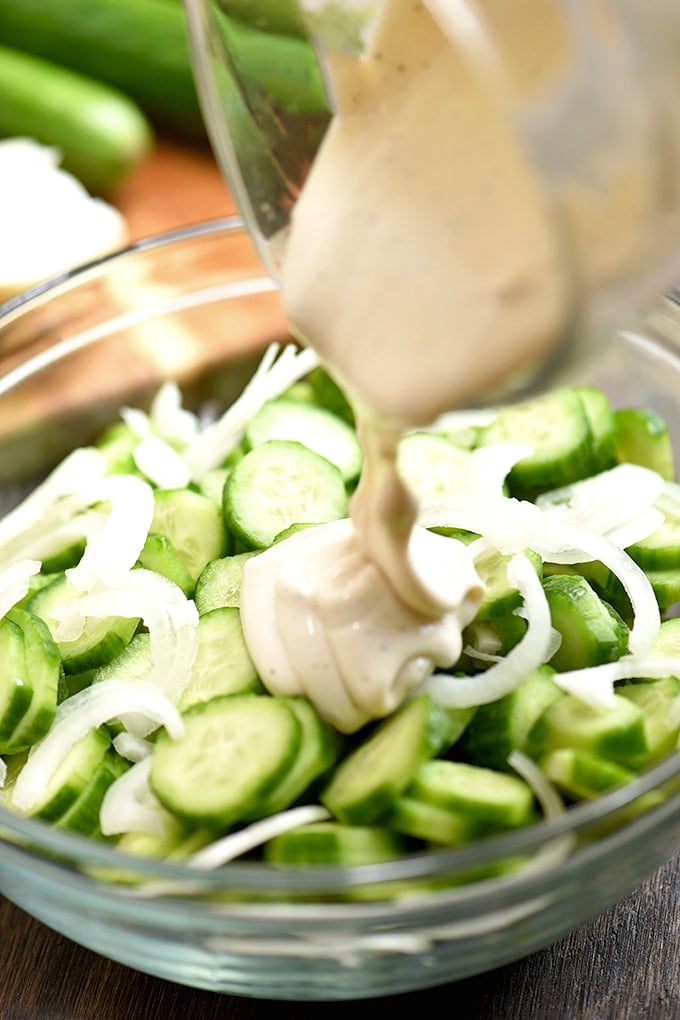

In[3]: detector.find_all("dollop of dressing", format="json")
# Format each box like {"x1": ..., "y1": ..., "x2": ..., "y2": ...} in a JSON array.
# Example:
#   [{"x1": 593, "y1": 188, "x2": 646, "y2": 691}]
[{"x1": 240, "y1": 0, "x2": 657, "y2": 730}]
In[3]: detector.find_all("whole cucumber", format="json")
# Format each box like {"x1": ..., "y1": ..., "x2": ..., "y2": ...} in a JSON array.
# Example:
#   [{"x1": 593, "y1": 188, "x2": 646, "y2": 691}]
[
  {"x1": 0, "y1": 46, "x2": 153, "y2": 194},
  {"x1": 0, "y1": 0, "x2": 329, "y2": 138}
]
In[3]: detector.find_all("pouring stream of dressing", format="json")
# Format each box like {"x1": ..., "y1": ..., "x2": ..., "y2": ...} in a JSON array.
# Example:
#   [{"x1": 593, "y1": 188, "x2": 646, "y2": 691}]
[{"x1": 239, "y1": 0, "x2": 655, "y2": 731}]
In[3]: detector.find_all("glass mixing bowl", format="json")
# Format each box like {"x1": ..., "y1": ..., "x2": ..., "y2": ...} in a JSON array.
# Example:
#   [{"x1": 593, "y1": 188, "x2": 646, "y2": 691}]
[{"x1": 0, "y1": 219, "x2": 678, "y2": 1001}]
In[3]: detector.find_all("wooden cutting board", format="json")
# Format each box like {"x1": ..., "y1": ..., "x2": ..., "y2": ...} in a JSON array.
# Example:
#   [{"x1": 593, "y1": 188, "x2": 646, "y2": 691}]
[{"x1": 111, "y1": 139, "x2": 237, "y2": 240}]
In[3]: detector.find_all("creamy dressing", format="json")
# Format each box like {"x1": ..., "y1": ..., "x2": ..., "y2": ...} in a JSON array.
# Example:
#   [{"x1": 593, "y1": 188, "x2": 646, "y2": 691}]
[{"x1": 239, "y1": 0, "x2": 660, "y2": 731}]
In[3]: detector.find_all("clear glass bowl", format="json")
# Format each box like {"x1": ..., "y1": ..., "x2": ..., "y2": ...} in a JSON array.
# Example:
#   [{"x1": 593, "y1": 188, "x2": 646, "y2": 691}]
[{"x1": 0, "y1": 219, "x2": 678, "y2": 1001}]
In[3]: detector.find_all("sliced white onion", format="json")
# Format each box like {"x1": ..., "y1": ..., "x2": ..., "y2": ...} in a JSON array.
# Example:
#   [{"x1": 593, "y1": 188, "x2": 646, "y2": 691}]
[
  {"x1": 184, "y1": 343, "x2": 320, "y2": 481},
  {"x1": 120, "y1": 405, "x2": 152, "y2": 439},
  {"x1": 507, "y1": 749, "x2": 564, "y2": 820},
  {"x1": 187, "y1": 805, "x2": 331, "y2": 870},
  {"x1": 657, "y1": 481, "x2": 680, "y2": 518},
  {"x1": 73, "y1": 570, "x2": 199, "y2": 703},
  {"x1": 67, "y1": 475, "x2": 154, "y2": 591},
  {"x1": 537, "y1": 464, "x2": 664, "y2": 536},
  {"x1": 606, "y1": 508, "x2": 664, "y2": 551},
  {"x1": 112, "y1": 732, "x2": 154, "y2": 762},
  {"x1": 0, "y1": 448, "x2": 106, "y2": 554},
  {"x1": 133, "y1": 435, "x2": 192, "y2": 489},
  {"x1": 419, "y1": 494, "x2": 547, "y2": 555},
  {"x1": 0, "y1": 757, "x2": 6, "y2": 790},
  {"x1": 148, "y1": 381, "x2": 199, "y2": 447},
  {"x1": 422, "y1": 552, "x2": 552, "y2": 708},
  {"x1": 538, "y1": 522, "x2": 660, "y2": 656},
  {"x1": 99, "y1": 758, "x2": 166, "y2": 836},
  {"x1": 12, "y1": 679, "x2": 184, "y2": 812},
  {"x1": 0, "y1": 559, "x2": 40, "y2": 619},
  {"x1": 552, "y1": 655, "x2": 680, "y2": 711}
]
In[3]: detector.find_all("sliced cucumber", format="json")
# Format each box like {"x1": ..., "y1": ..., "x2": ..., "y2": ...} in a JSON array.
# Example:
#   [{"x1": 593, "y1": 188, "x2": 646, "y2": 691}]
[
  {"x1": 575, "y1": 386, "x2": 617, "y2": 474},
  {"x1": 138, "y1": 532, "x2": 195, "y2": 596},
  {"x1": 29, "y1": 573, "x2": 138, "y2": 674},
  {"x1": 475, "y1": 547, "x2": 542, "y2": 621},
  {"x1": 539, "y1": 747, "x2": 636, "y2": 800},
  {"x1": 389, "y1": 796, "x2": 479, "y2": 846},
  {"x1": 543, "y1": 574, "x2": 629, "y2": 671},
  {"x1": 55, "y1": 750, "x2": 127, "y2": 836},
  {"x1": 461, "y1": 666, "x2": 563, "y2": 772},
  {"x1": 264, "y1": 822, "x2": 405, "y2": 867},
  {"x1": 0, "y1": 616, "x2": 32, "y2": 751},
  {"x1": 626, "y1": 513, "x2": 680, "y2": 572},
  {"x1": 151, "y1": 488, "x2": 230, "y2": 583},
  {"x1": 194, "y1": 551, "x2": 258, "y2": 613},
  {"x1": 23, "y1": 727, "x2": 111, "y2": 822},
  {"x1": 151, "y1": 694, "x2": 303, "y2": 830},
  {"x1": 614, "y1": 407, "x2": 675, "y2": 480},
  {"x1": 320, "y1": 695, "x2": 454, "y2": 825},
  {"x1": 618, "y1": 676, "x2": 680, "y2": 765},
  {"x1": 527, "y1": 693, "x2": 648, "y2": 768},
  {"x1": 4, "y1": 607, "x2": 62, "y2": 752},
  {"x1": 179, "y1": 607, "x2": 262, "y2": 711},
  {"x1": 477, "y1": 387, "x2": 595, "y2": 498},
  {"x1": 407, "y1": 760, "x2": 536, "y2": 829},
  {"x1": 245, "y1": 397, "x2": 362, "y2": 485},
  {"x1": 224, "y1": 440, "x2": 348, "y2": 550}
]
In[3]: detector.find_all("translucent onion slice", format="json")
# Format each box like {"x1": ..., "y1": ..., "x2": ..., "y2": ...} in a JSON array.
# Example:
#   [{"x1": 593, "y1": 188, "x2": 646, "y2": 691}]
[
  {"x1": 553, "y1": 655, "x2": 680, "y2": 710},
  {"x1": 99, "y1": 758, "x2": 166, "y2": 836},
  {"x1": 112, "y1": 732, "x2": 154, "y2": 763},
  {"x1": 422, "y1": 552, "x2": 552, "y2": 708},
  {"x1": 184, "y1": 343, "x2": 320, "y2": 481},
  {"x1": 133, "y1": 435, "x2": 192, "y2": 490},
  {"x1": 12, "y1": 680, "x2": 184, "y2": 813},
  {"x1": 538, "y1": 521, "x2": 660, "y2": 656},
  {"x1": 606, "y1": 508, "x2": 664, "y2": 551},
  {"x1": 67, "y1": 475, "x2": 155, "y2": 591},
  {"x1": 0, "y1": 448, "x2": 106, "y2": 554},
  {"x1": 0, "y1": 758, "x2": 6, "y2": 789},
  {"x1": 73, "y1": 570, "x2": 199, "y2": 703},
  {"x1": 187, "y1": 805, "x2": 331, "y2": 870},
  {"x1": 537, "y1": 464, "x2": 664, "y2": 536},
  {"x1": 0, "y1": 559, "x2": 40, "y2": 619},
  {"x1": 419, "y1": 494, "x2": 546, "y2": 555},
  {"x1": 148, "y1": 381, "x2": 199, "y2": 447},
  {"x1": 507, "y1": 749, "x2": 564, "y2": 820}
]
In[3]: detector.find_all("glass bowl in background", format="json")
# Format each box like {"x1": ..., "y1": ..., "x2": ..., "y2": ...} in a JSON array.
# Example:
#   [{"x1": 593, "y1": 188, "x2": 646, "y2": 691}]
[{"x1": 0, "y1": 220, "x2": 678, "y2": 1001}]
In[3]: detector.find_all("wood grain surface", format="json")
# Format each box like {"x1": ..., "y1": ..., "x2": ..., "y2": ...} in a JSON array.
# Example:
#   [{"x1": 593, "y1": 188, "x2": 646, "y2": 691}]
[{"x1": 1, "y1": 141, "x2": 679, "y2": 1019}]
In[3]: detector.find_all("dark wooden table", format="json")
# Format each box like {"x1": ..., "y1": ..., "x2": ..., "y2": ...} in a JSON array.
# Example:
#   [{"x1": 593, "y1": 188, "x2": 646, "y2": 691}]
[
  {"x1": 1, "y1": 144, "x2": 679, "y2": 1020},
  {"x1": 0, "y1": 853, "x2": 678, "y2": 1019}
]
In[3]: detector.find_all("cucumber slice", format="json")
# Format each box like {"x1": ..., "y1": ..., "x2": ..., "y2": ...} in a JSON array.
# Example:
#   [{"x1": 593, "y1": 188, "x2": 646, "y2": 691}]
[
  {"x1": 224, "y1": 440, "x2": 348, "y2": 550},
  {"x1": 397, "y1": 432, "x2": 467, "y2": 504},
  {"x1": 462, "y1": 666, "x2": 563, "y2": 772},
  {"x1": 4, "y1": 607, "x2": 62, "y2": 752},
  {"x1": 151, "y1": 488, "x2": 230, "y2": 583},
  {"x1": 407, "y1": 760, "x2": 536, "y2": 829},
  {"x1": 179, "y1": 608, "x2": 262, "y2": 711},
  {"x1": 527, "y1": 693, "x2": 648, "y2": 768},
  {"x1": 389, "y1": 796, "x2": 479, "y2": 846},
  {"x1": 196, "y1": 468, "x2": 231, "y2": 508},
  {"x1": 539, "y1": 748, "x2": 635, "y2": 800},
  {"x1": 614, "y1": 407, "x2": 675, "y2": 480},
  {"x1": 138, "y1": 532, "x2": 195, "y2": 596},
  {"x1": 29, "y1": 573, "x2": 138, "y2": 673},
  {"x1": 151, "y1": 694, "x2": 303, "y2": 830},
  {"x1": 626, "y1": 513, "x2": 680, "y2": 571},
  {"x1": 25, "y1": 727, "x2": 111, "y2": 822},
  {"x1": 477, "y1": 388, "x2": 594, "y2": 498},
  {"x1": 55, "y1": 750, "x2": 127, "y2": 835},
  {"x1": 0, "y1": 616, "x2": 32, "y2": 750},
  {"x1": 543, "y1": 574, "x2": 629, "y2": 671},
  {"x1": 264, "y1": 822, "x2": 405, "y2": 867},
  {"x1": 475, "y1": 547, "x2": 542, "y2": 621},
  {"x1": 618, "y1": 676, "x2": 680, "y2": 765},
  {"x1": 320, "y1": 695, "x2": 454, "y2": 825},
  {"x1": 245, "y1": 397, "x2": 362, "y2": 485},
  {"x1": 194, "y1": 551, "x2": 258, "y2": 613},
  {"x1": 253, "y1": 697, "x2": 342, "y2": 818},
  {"x1": 575, "y1": 386, "x2": 617, "y2": 474}
]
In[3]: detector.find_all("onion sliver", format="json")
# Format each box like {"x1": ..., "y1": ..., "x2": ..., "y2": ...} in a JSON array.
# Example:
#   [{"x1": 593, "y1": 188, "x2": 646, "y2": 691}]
[
  {"x1": 419, "y1": 494, "x2": 546, "y2": 555},
  {"x1": 422, "y1": 552, "x2": 552, "y2": 708},
  {"x1": 73, "y1": 569, "x2": 198, "y2": 703},
  {"x1": 0, "y1": 559, "x2": 40, "y2": 619},
  {"x1": 113, "y1": 732, "x2": 154, "y2": 762},
  {"x1": 536, "y1": 464, "x2": 664, "y2": 536},
  {"x1": 0, "y1": 758, "x2": 6, "y2": 789},
  {"x1": 538, "y1": 522, "x2": 660, "y2": 656},
  {"x1": 185, "y1": 343, "x2": 319, "y2": 480},
  {"x1": 133, "y1": 436, "x2": 192, "y2": 490},
  {"x1": 148, "y1": 381, "x2": 199, "y2": 447},
  {"x1": 67, "y1": 475, "x2": 154, "y2": 591},
  {"x1": 188, "y1": 805, "x2": 331, "y2": 870},
  {"x1": 507, "y1": 750, "x2": 564, "y2": 820},
  {"x1": 12, "y1": 679, "x2": 184, "y2": 812},
  {"x1": 99, "y1": 758, "x2": 166, "y2": 836},
  {"x1": 553, "y1": 655, "x2": 680, "y2": 711}
]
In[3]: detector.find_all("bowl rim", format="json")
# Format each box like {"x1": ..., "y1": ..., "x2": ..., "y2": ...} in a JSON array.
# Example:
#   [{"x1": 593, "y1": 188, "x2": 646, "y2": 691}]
[{"x1": 0, "y1": 216, "x2": 678, "y2": 900}]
